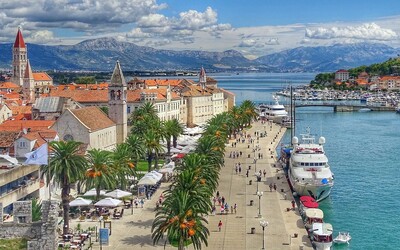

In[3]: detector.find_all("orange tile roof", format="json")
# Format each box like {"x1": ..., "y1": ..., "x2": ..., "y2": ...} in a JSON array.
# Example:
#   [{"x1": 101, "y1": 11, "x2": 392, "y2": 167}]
[
  {"x1": 33, "y1": 72, "x2": 52, "y2": 81},
  {"x1": 0, "y1": 82, "x2": 19, "y2": 89},
  {"x1": 379, "y1": 76, "x2": 400, "y2": 81},
  {"x1": 3, "y1": 92, "x2": 21, "y2": 100},
  {"x1": 355, "y1": 79, "x2": 368, "y2": 85},
  {"x1": 70, "y1": 106, "x2": 115, "y2": 132},
  {"x1": 9, "y1": 105, "x2": 32, "y2": 115},
  {"x1": 0, "y1": 120, "x2": 55, "y2": 132},
  {"x1": 143, "y1": 79, "x2": 183, "y2": 87},
  {"x1": 0, "y1": 131, "x2": 21, "y2": 147},
  {"x1": 49, "y1": 88, "x2": 180, "y2": 103},
  {"x1": 21, "y1": 130, "x2": 57, "y2": 148}
]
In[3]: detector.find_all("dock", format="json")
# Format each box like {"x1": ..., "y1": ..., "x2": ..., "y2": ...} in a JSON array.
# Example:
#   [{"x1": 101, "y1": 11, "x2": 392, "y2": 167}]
[{"x1": 206, "y1": 120, "x2": 313, "y2": 250}]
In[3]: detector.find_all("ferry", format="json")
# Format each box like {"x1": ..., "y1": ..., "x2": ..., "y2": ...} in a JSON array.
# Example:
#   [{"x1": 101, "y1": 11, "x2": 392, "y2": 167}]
[{"x1": 288, "y1": 128, "x2": 334, "y2": 202}]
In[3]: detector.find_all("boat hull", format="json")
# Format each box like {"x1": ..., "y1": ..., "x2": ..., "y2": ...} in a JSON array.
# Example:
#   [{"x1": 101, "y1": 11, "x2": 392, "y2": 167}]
[
  {"x1": 314, "y1": 241, "x2": 332, "y2": 250},
  {"x1": 288, "y1": 170, "x2": 333, "y2": 202}
]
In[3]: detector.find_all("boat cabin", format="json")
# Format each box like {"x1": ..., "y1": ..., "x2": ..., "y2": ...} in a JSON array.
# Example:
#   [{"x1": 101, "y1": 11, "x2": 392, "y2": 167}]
[{"x1": 312, "y1": 222, "x2": 333, "y2": 243}]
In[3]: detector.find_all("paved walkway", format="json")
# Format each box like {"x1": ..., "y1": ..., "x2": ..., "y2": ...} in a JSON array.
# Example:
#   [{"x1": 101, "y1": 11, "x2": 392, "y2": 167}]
[{"x1": 68, "y1": 121, "x2": 312, "y2": 250}]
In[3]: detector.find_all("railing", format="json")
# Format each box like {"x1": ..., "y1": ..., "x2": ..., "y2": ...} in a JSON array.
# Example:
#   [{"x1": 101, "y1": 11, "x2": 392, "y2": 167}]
[{"x1": 0, "y1": 179, "x2": 40, "y2": 206}]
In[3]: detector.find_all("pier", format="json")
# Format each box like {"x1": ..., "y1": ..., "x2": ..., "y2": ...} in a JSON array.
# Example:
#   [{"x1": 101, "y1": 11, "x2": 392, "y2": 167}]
[{"x1": 284, "y1": 102, "x2": 396, "y2": 112}]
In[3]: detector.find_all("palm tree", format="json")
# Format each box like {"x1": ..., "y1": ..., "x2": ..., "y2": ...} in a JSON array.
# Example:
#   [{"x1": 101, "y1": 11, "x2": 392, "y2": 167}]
[
  {"x1": 112, "y1": 143, "x2": 136, "y2": 190},
  {"x1": 32, "y1": 198, "x2": 42, "y2": 222},
  {"x1": 41, "y1": 141, "x2": 87, "y2": 235},
  {"x1": 85, "y1": 149, "x2": 115, "y2": 200},
  {"x1": 163, "y1": 119, "x2": 184, "y2": 155},
  {"x1": 240, "y1": 100, "x2": 257, "y2": 127},
  {"x1": 125, "y1": 134, "x2": 145, "y2": 167},
  {"x1": 152, "y1": 190, "x2": 210, "y2": 250},
  {"x1": 143, "y1": 130, "x2": 163, "y2": 172}
]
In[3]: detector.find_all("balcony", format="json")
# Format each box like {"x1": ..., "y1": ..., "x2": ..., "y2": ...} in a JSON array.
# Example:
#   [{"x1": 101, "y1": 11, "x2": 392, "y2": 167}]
[{"x1": 0, "y1": 178, "x2": 40, "y2": 207}]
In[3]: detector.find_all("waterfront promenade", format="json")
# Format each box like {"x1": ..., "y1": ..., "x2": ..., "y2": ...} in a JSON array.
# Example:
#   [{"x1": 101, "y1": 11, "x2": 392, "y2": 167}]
[{"x1": 69, "y1": 120, "x2": 312, "y2": 249}]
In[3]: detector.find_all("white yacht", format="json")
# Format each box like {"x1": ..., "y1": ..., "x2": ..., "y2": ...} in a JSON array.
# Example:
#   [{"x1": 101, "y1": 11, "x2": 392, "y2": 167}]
[
  {"x1": 288, "y1": 128, "x2": 334, "y2": 202},
  {"x1": 264, "y1": 96, "x2": 288, "y2": 123}
]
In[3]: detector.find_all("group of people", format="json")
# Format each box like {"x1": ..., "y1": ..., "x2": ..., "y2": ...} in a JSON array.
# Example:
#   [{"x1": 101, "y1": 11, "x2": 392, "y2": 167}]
[{"x1": 211, "y1": 191, "x2": 238, "y2": 217}]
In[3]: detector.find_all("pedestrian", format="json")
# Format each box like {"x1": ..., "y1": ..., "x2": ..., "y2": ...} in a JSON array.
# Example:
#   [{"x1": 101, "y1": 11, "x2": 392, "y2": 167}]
[
  {"x1": 269, "y1": 183, "x2": 273, "y2": 192},
  {"x1": 218, "y1": 220, "x2": 223, "y2": 232},
  {"x1": 211, "y1": 205, "x2": 216, "y2": 215},
  {"x1": 221, "y1": 196, "x2": 225, "y2": 204},
  {"x1": 291, "y1": 200, "x2": 296, "y2": 210},
  {"x1": 246, "y1": 170, "x2": 249, "y2": 177},
  {"x1": 239, "y1": 166, "x2": 242, "y2": 174},
  {"x1": 263, "y1": 169, "x2": 266, "y2": 178},
  {"x1": 140, "y1": 198, "x2": 144, "y2": 208},
  {"x1": 273, "y1": 183, "x2": 277, "y2": 191},
  {"x1": 235, "y1": 165, "x2": 238, "y2": 174},
  {"x1": 284, "y1": 193, "x2": 287, "y2": 200},
  {"x1": 213, "y1": 196, "x2": 217, "y2": 205},
  {"x1": 216, "y1": 191, "x2": 220, "y2": 197},
  {"x1": 234, "y1": 203, "x2": 237, "y2": 214}
]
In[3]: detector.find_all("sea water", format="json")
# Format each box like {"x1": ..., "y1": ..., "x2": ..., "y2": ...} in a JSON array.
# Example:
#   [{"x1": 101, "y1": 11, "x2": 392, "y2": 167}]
[{"x1": 214, "y1": 72, "x2": 400, "y2": 250}]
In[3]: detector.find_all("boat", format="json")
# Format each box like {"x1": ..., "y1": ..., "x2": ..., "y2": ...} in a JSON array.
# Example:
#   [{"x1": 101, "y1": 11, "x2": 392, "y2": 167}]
[
  {"x1": 304, "y1": 208, "x2": 324, "y2": 229},
  {"x1": 310, "y1": 222, "x2": 333, "y2": 250},
  {"x1": 262, "y1": 96, "x2": 288, "y2": 123},
  {"x1": 298, "y1": 196, "x2": 319, "y2": 216},
  {"x1": 358, "y1": 108, "x2": 372, "y2": 112},
  {"x1": 287, "y1": 128, "x2": 334, "y2": 202},
  {"x1": 333, "y1": 232, "x2": 351, "y2": 244},
  {"x1": 280, "y1": 116, "x2": 293, "y2": 128}
]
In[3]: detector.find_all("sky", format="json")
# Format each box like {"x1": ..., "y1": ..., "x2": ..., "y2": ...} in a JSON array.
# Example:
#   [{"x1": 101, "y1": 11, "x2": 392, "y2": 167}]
[{"x1": 2, "y1": 0, "x2": 400, "y2": 59}]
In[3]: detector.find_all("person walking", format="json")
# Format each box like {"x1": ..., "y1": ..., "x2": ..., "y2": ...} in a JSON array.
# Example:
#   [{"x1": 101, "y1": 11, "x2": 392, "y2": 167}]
[
  {"x1": 234, "y1": 203, "x2": 237, "y2": 214},
  {"x1": 291, "y1": 200, "x2": 296, "y2": 210},
  {"x1": 246, "y1": 169, "x2": 249, "y2": 177},
  {"x1": 269, "y1": 183, "x2": 273, "y2": 192},
  {"x1": 263, "y1": 169, "x2": 266, "y2": 178},
  {"x1": 273, "y1": 183, "x2": 277, "y2": 191},
  {"x1": 218, "y1": 220, "x2": 223, "y2": 232}
]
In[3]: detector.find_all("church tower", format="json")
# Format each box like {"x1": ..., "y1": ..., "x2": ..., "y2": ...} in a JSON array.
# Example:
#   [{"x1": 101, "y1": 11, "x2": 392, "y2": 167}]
[
  {"x1": 23, "y1": 60, "x2": 35, "y2": 102},
  {"x1": 12, "y1": 27, "x2": 28, "y2": 86},
  {"x1": 108, "y1": 61, "x2": 127, "y2": 144},
  {"x1": 199, "y1": 67, "x2": 207, "y2": 89}
]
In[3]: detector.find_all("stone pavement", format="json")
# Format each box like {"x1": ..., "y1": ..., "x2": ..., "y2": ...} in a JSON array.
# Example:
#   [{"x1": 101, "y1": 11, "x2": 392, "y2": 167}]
[{"x1": 68, "y1": 120, "x2": 313, "y2": 250}]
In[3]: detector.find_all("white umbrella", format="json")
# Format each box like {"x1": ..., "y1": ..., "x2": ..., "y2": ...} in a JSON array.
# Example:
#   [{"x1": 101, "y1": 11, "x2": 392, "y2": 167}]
[
  {"x1": 145, "y1": 173, "x2": 162, "y2": 182},
  {"x1": 83, "y1": 188, "x2": 106, "y2": 196},
  {"x1": 69, "y1": 197, "x2": 93, "y2": 207},
  {"x1": 170, "y1": 147, "x2": 181, "y2": 154},
  {"x1": 94, "y1": 197, "x2": 122, "y2": 207},
  {"x1": 149, "y1": 171, "x2": 163, "y2": 179},
  {"x1": 105, "y1": 189, "x2": 132, "y2": 199},
  {"x1": 137, "y1": 176, "x2": 158, "y2": 185},
  {"x1": 158, "y1": 167, "x2": 174, "y2": 174}
]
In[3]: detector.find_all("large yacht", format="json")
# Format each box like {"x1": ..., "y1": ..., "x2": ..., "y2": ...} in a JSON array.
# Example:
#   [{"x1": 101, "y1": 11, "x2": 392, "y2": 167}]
[
  {"x1": 288, "y1": 128, "x2": 334, "y2": 202},
  {"x1": 258, "y1": 96, "x2": 288, "y2": 123}
]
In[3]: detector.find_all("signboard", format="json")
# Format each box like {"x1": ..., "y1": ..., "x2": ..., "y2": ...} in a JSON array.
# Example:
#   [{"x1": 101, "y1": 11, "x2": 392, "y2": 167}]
[
  {"x1": 99, "y1": 228, "x2": 109, "y2": 246},
  {"x1": 138, "y1": 186, "x2": 146, "y2": 198}
]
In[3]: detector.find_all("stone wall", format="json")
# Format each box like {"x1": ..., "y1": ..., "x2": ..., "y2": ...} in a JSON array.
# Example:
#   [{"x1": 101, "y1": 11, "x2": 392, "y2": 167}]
[{"x1": 0, "y1": 200, "x2": 59, "y2": 250}]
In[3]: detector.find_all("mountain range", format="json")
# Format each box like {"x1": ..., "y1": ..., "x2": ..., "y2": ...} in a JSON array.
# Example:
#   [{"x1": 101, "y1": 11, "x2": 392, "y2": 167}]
[{"x1": 0, "y1": 38, "x2": 399, "y2": 72}]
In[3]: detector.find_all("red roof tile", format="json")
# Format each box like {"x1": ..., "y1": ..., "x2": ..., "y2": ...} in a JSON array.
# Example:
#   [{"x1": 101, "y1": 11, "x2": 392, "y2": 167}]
[
  {"x1": 14, "y1": 28, "x2": 26, "y2": 48},
  {"x1": 33, "y1": 72, "x2": 52, "y2": 81}
]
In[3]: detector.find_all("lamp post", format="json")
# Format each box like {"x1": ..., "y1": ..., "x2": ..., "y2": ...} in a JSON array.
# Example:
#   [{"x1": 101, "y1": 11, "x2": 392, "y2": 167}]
[
  {"x1": 260, "y1": 220, "x2": 269, "y2": 250},
  {"x1": 257, "y1": 191, "x2": 263, "y2": 218},
  {"x1": 255, "y1": 172, "x2": 260, "y2": 194}
]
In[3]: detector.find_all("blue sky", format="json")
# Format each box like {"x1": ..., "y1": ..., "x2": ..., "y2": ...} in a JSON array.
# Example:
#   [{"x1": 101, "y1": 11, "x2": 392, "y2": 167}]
[{"x1": 1, "y1": 0, "x2": 400, "y2": 58}]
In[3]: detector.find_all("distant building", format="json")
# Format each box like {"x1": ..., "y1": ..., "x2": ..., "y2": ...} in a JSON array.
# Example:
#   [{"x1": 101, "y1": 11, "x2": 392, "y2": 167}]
[
  {"x1": 9, "y1": 28, "x2": 53, "y2": 103},
  {"x1": 51, "y1": 106, "x2": 117, "y2": 150},
  {"x1": 335, "y1": 69, "x2": 349, "y2": 82},
  {"x1": 32, "y1": 96, "x2": 81, "y2": 121}
]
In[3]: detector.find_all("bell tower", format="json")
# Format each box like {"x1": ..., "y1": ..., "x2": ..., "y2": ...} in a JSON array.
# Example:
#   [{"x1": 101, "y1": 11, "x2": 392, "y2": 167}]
[
  {"x1": 12, "y1": 27, "x2": 27, "y2": 86},
  {"x1": 108, "y1": 61, "x2": 127, "y2": 144},
  {"x1": 23, "y1": 60, "x2": 35, "y2": 102}
]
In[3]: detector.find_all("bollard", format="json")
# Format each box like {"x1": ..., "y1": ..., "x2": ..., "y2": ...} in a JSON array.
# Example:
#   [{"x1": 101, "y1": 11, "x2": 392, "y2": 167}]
[
  {"x1": 250, "y1": 200, "x2": 254, "y2": 206},
  {"x1": 248, "y1": 154, "x2": 250, "y2": 158},
  {"x1": 251, "y1": 227, "x2": 256, "y2": 234},
  {"x1": 249, "y1": 180, "x2": 252, "y2": 185}
]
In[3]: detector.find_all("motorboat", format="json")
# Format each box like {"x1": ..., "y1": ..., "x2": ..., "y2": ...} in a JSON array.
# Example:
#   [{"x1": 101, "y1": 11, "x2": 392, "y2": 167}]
[
  {"x1": 298, "y1": 196, "x2": 319, "y2": 216},
  {"x1": 263, "y1": 96, "x2": 288, "y2": 123},
  {"x1": 288, "y1": 128, "x2": 334, "y2": 202},
  {"x1": 310, "y1": 222, "x2": 333, "y2": 250},
  {"x1": 304, "y1": 208, "x2": 324, "y2": 229},
  {"x1": 358, "y1": 108, "x2": 372, "y2": 112},
  {"x1": 333, "y1": 232, "x2": 351, "y2": 244},
  {"x1": 280, "y1": 116, "x2": 293, "y2": 129}
]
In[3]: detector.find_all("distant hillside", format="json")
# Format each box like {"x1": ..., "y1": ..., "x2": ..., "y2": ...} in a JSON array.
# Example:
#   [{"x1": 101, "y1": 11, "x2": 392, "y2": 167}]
[
  {"x1": 255, "y1": 43, "x2": 400, "y2": 72},
  {"x1": 0, "y1": 38, "x2": 254, "y2": 71},
  {"x1": 0, "y1": 39, "x2": 399, "y2": 72}
]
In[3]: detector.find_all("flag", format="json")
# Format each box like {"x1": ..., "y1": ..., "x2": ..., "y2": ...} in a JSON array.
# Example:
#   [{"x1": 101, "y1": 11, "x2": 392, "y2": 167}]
[{"x1": 24, "y1": 143, "x2": 48, "y2": 165}]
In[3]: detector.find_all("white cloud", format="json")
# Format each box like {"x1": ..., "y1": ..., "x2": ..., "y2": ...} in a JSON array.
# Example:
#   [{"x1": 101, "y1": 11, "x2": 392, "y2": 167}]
[
  {"x1": 238, "y1": 39, "x2": 257, "y2": 47},
  {"x1": 138, "y1": 14, "x2": 169, "y2": 28},
  {"x1": 177, "y1": 7, "x2": 217, "y2": 30},
  {"x1": 266, "y1": 38, "x2": 279, "y2": 45},
  {"x1": 305, "y1": 23, "x2": 397, "y2": 41},
  {"x1": 28, "y1": 30, "x2": 61, "y2": 44}
]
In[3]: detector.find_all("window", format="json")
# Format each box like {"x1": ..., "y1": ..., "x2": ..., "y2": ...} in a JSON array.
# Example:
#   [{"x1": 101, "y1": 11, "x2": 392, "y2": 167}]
[{"x1": 19, "y1": 141, "x2": 27, "y2": 148}]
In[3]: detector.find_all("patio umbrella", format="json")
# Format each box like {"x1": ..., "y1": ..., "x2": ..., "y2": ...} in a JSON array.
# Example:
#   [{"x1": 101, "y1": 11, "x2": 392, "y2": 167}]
[
  {"x1": 83, "y1": 188, "x2": 106, "y2": 196},
  {"x1": 94, "y1": 197, "x2": 122, "y2": 207},
  {"x1": 137, "y1": 176, "x2": 158, "y2": 185},
  {"x1": 69, "y1": 197, "x2": 93, "y2": 207},
  {"x1": 105, "y1": 189, "x2": 132, "y2": 199}
]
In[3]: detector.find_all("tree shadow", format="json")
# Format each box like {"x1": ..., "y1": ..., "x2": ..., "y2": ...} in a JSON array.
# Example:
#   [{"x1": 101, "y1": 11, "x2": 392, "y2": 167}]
[
  {"x1": 125, "y1": 218, "x2": 153, "y2": 229},
  {"x1": 120, "y1": 234, "x2": 155, "y2": 247}
]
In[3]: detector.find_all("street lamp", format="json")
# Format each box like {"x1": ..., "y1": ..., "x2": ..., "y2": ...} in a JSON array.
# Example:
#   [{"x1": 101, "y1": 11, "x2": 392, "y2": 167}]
[
  {"x1": 255, "y1": 172, "x2": 261, "y2": 194},
  {"x1": 260, "y1": 220, "x2": 269, "y2": 250},
  {"x1": 257, "y1": 191, "x2": 263, "y2": 218}
]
